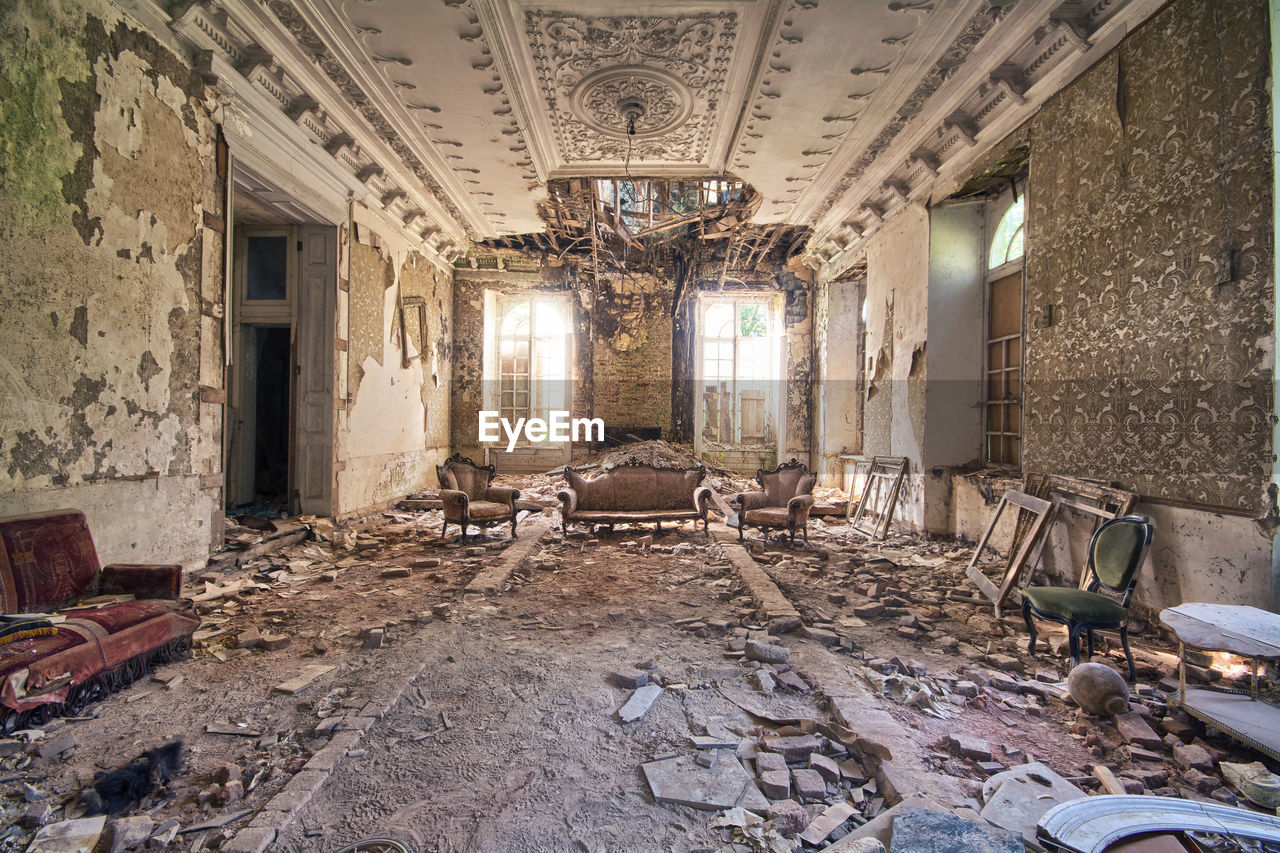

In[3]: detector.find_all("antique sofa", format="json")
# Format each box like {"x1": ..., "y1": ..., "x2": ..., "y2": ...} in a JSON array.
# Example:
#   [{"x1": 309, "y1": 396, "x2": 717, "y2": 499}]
[
  {"x1": 732, "y1": 458, "x2": 817, "y2": 546},
  {"x1": 437, "y1": 453, "x2": 521, "y2": 542},
  {"x1": 0, "y1": 510, "x2": 199, "y2": 729},
  {"x1": 557, "y1": 459, "x2": 713, "y2": 535}
]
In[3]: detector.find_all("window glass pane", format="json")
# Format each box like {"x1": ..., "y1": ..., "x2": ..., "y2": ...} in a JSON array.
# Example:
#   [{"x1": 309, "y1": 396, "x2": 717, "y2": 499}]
[
  {"x1": 989, "y1": 196, "x2": 1025, "y2": 270},
  {"x1": 246, "y1": 235, "x2": 288, "y2": 300},
  {"x1": 501, "y1": 302, "x2": 530, "y2": 336},
  {"x1": 1006, "y1": 224, "x2": 1024, "y2": 264},
  {"x1": 1008, "y1": 370, "x2": 1021, "y2": 396},
  {"x1": 987, "y1": 374, "x2": 1003, "y2": 401},
  {"x1": 739, "y1": 304, "x2": 768, "y2": 337},
  {"x1": 987, "y1": 404, "x2": 1003, "y2": 432},
  {"x1": 534, "y1": 301, "x2": 566, "y2": 337},
  {"x1": 706, "y1": 303, "x2": 734, "y2": 338},
  {"x1": 988, "y1": 342, "x2": 1004, "y2": 371}
]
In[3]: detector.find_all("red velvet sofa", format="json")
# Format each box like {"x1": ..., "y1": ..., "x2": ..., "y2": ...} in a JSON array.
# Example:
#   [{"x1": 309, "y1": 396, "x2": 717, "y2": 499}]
[{"x1": 0, "y1": 510, "x2": 199, "y2": 730}]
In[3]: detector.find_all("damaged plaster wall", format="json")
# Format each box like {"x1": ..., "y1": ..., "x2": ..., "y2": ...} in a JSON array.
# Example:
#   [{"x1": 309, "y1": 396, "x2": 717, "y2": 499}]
[
  {"x1": 1024, "y1": 0, "x2": 1273, "y2": 513},
  {"x1": 1017, "y1": 0, "x2": 1274, "y2": 609},
  {"x1": 863, "y1": 203, "x2": 931, "y2": 528},
  {"x1": 592, "y1": 273, "x2": 673, "y2": 435},
  {"x1": 0, "y1": 0, "x2": 224, "y2": 567},
  {"x1": 813, "y1": 276, "x2": 864, "y2": 486},
  {"x1": 335, "y1": 205, "x2": 452, "y2": 515}
]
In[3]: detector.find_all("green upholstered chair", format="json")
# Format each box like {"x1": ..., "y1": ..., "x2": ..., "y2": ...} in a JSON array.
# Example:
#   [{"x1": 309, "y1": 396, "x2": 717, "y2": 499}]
[{"x1": 1021, "y1": 514, "x2": 1153, "y2": 681}]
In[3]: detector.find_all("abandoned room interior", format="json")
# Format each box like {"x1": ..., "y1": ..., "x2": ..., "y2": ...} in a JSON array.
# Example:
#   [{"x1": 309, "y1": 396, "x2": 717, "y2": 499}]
[{"x1": 1, "y1": 0, "x2": 1279, "y2": 850}]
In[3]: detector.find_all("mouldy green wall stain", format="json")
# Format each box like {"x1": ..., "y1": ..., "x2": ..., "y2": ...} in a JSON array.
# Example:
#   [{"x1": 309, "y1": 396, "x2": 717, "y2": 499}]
[{"x1": 0, "y1": 0, "x2": 94, "y2": 239}]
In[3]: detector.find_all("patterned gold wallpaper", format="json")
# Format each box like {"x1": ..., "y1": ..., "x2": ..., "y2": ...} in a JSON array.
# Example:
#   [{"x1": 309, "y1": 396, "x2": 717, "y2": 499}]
[{"x1": 1023, "y1": 0, "x2": 1273, "y2": 512}]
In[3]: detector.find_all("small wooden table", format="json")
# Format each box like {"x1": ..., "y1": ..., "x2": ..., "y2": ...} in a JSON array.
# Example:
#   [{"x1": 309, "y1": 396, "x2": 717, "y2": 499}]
[{"x1": 1159, "y1": 603, "x2": 1280, "y2": 761}]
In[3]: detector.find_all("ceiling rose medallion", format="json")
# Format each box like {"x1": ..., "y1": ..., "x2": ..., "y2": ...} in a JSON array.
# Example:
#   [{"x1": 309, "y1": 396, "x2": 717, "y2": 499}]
[{"x1": 569, "y1": 65, "x2": 694, "y2": 140}]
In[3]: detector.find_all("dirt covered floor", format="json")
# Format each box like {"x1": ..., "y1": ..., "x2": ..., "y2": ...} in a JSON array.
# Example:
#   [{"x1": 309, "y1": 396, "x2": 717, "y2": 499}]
[{"x1": 1, "y1": 461, "x2": 1275, "y2": 852}]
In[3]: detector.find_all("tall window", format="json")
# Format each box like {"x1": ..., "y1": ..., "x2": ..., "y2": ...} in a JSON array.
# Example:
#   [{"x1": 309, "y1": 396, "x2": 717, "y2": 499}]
[
  {"x1": 496, "y1": 296, "x2": 569, "y2": 428},
  {"x1": 700, "y1": 298, "x2": 777, "y2": 445},
  {"x1": 985, "y1": 194, "x2": 1025, "y2": 465}
]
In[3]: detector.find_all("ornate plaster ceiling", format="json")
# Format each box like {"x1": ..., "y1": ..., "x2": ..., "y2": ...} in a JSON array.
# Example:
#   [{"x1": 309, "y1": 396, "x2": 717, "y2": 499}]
[{"x1": 155, "y1": 0, "x2": 1165, "y2": 274}]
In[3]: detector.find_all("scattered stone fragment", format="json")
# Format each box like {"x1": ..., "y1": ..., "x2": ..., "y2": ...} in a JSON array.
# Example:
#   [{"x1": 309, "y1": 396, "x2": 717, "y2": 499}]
[
  {"x1": 799, "y1": 801, "x2": 856, "y2": 846},
  {"x1": 613, "y1": 669, "x2": 649, "y2": 690},
  {"x1": 767, "y1": 616, "x2": 802, "y2": 634},
  {"x1": 380, "y1": 567, "x2": 411, "y2": 578},
  {"x1": 271, "y1": 665, "x2": 335, "y2": 695},
  {"x1": 107, "y1": 815, "x2": 154, "y2": 853},
  {"x1": 767, "y1": 799, "x2": 811, "y2": 837},
  {"x1": 642, "y1": 754, "x2": 767, "y2": 811},
  {"x1": 37, "y1": 732, "x2": 77, "y2": 760},
  {"x1": 947, "y1": 733, "x2": 992, "y2": 762},
  {"x1": 1173, "y1": 742, "x2": 1214, "y2": 772},
  {"x1": 362, "y1": 627, "x2": 385, "y2": 650},
  {"x1": 617, "y1": 684, "x2": 663, "y2": 723},
  {"x1": 809, "y1": 752, "x2": 841, "y2": 784},
  {"x1": 801, "y1": 625, "x2": 840, "y2": 646},
  {"x1": 212, "y1": 763, "x2": 242, "y2": 785},
  {"x1": 1113, "y1": 711, "x2": 1162, "y2": 750},
  {"x1": 756, "y1": 751, "x2": 787, "y2": 775},
  {"x1": 259, "y1": 633, "x2": 291, "y2": 651},
  {"x1": 411, "y1": 557, "x2": 441, "y2": 568},
  {"x1": 759, "y1": 769, "x2": 791, "y2": 799},
  {"x1": 761, "y1": 734, "x2": 821, "y2": 761},
  {"x1": 751, "y1": 670, "x2": 776, "y2": 693},
  {"x1": 745, "y1": 639, "x2": 790, "y2": 664},
  {"x1": 791, "y1": 767, "x2": 826, "y2": 800},
  {"x1": 18, "y1": 801, "x2": 52, "y2": 829},
  {"x1": 150, "y1": 819, "x2": 181, "y2": 846},
  {"x1": 890, "y1": 808, "x2": 1022, "y2": 852},
  {"x1": 27, "y1": 816, "x2": 106, "y2": 853}
]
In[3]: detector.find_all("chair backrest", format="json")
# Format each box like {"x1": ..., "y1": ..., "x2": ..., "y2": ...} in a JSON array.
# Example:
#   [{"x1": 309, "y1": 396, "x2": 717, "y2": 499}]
[
  {"x1": 437, "y1": 453, "x2": 495, "y2": 501},
  {"x1": 1086, "y1": 514, "x2": 1153, "y2": 604},
  {"x1": 756, "y1": 459, "x2": 816, "y2": 507}
]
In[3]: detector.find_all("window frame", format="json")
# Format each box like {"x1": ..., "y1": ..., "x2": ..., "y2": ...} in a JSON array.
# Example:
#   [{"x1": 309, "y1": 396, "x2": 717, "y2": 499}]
[
  {"x1": 485, "y1": 292, "x2": 573, "y2": 430},
  {"x1": 696, "y1": 294, "x2": 781, "y2": 447},
  {"x1": 983, "y1": 190, "x2": 1026, "y2": 468},
  {"x1": 234, "y1": 226, "x2": 295, "y2": 325}
]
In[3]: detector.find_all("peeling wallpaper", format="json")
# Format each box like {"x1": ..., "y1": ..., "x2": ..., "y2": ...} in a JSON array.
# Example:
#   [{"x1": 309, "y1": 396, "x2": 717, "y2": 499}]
[
  {"x1": 1024, "y1": 0, "x2": 1273, "y2": 512},
  {"x1": 0, "y1": 0, "x2": 222, "y2": 565}
]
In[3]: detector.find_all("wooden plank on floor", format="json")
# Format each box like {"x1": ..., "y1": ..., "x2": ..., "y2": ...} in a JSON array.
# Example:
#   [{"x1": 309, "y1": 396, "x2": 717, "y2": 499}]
[{"x1": 465, "y1": 517, "x2": 552, "y2": 595}]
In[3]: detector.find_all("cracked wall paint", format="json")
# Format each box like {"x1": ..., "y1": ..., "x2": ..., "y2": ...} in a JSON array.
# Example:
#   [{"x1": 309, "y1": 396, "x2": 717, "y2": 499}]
[
  {"x1": 0, "y1": 0, "x2": 222, "y2": 567},
  {"x1": 337, "y1": 207, "x2": 452, "y2": 515}
]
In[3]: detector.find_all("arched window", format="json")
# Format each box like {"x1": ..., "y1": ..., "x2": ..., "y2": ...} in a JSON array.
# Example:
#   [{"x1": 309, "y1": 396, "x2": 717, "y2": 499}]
[{"x1": 988, "y1": 196, "x2": 1024, "y2": 270}]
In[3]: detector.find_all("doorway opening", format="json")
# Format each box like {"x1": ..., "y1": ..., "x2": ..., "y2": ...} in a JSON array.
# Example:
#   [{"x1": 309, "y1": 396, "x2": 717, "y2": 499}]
[{"x1": 225, "y1": 164, "x2": 336, "y2": 517}]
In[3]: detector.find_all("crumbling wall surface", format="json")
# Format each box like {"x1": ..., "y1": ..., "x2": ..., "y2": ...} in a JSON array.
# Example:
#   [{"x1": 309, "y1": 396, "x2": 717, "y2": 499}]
[
  {"x1": 1024, "y1": 0, "x2": 1273, "y2": 514},
  {"x1": 336, "y1": 210, "x2": 452, "y2": 516},
  {"x1": 593, "y1": 273, "x2": 673, "y2": 434},
  {"x1": 863, "y1": 203, "x2": 930, "y2": 528},
  {"x1": 0, "y1": 0, "x2": 224, "y2": 567},
  {"x1": 780, "y1": 269, "x2": 814, "y2": 463}
]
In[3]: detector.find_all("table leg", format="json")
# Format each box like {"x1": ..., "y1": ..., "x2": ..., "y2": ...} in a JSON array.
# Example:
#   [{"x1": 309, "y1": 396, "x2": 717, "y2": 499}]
[{"x1": 1178, "y1": 641, "x2": 1186, "y2": 707}]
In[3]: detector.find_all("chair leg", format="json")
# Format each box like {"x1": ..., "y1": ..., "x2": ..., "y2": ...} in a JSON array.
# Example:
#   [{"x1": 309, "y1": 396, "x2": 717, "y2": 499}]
[
  {"x1": 510, "y1": 516, "x2": 518, "y2": 538},
  {"x1": 1086, "y1": 629, "x2": 1095, "y2": 658},
  {"x1": 802, "y1": 525, "x2": 808, "y2": 544},
  {"x1": 1120, "y1": 625, "x2": 1136, "y2": 681},
  {"x1": 737, "y1": 521, "x2": 744, "y2": 542},
  {"x1": 440, "y1": 521, "x2": 448, "y2": 540},
  {"x1": 1022, "y1": 599, "x2": 1038, "y2": 656},
  {"x1": 788, "y1": 527, "x2": 795, "y2": 546},
  {"x1": 1068, "y1": 623, "x2": 1085, "y2": 669}
]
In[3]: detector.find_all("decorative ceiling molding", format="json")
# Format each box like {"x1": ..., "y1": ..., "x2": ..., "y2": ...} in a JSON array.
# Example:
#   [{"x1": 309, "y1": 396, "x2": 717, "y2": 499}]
[
  {"x1": 524, "y1": 10, "x2": 738, "y2": 164},
  {"x1": 806, "y1": 0, "x2": 1166, "y2": 279}
]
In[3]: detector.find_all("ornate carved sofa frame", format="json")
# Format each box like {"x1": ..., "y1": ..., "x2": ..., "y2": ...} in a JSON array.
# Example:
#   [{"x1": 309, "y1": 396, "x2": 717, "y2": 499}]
[
  {"x1": 0, "y1": 510, "x2": 199, "y2": 731},
  {"x1": 557, "y1": 459, "x2": 713, "y2": 535}
]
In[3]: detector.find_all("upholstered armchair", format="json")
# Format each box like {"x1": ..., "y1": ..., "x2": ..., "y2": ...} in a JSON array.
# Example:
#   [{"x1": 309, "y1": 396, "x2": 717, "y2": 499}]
[
  {"x1": 436, "y1": 453, "x2": 520, "y2": 542},
  {"x1": 732, "y1": 458, "x2": 816, "y2": 546}
]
